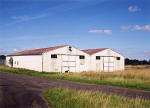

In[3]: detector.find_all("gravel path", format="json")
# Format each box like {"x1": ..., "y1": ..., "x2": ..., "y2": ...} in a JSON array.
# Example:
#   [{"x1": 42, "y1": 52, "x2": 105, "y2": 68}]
[{"x1": 0, "y1": 71, "x2": 150, "y2": 108}]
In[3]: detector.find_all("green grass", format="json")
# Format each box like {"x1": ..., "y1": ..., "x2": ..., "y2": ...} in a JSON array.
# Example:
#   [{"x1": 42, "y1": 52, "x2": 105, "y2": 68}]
[
  {"x1": 0, "y1": 65, "x2": 150, "y2": 91},
  {"x1": 44, "y1": 88, "x2": 150, "y2": 108}
]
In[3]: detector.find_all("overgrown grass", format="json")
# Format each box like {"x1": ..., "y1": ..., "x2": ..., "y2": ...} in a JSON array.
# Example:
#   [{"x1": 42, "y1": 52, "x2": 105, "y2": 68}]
[
  {"x1": 44, "y1": 88, "x2": 150, "y2": 108},
  {"x1": 0, "y1": 65, "x2": 150, "y2": 91}
]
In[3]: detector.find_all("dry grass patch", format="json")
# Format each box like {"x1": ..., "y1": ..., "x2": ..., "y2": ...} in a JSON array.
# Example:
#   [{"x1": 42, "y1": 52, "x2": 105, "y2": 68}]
[{"x1": 0, "y1": 65, "x2": 150, "y2": 90}]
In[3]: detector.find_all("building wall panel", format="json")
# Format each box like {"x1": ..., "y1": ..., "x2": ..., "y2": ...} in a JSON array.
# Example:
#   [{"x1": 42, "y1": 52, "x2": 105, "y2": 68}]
[{"x1": 6, "y1": 55, "x2": 42, "y2": 72}]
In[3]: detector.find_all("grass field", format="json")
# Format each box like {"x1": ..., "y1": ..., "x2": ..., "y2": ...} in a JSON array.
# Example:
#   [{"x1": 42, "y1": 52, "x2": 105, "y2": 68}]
[
  {"x1": 44, "y1": 88, "x2": 150, "y2": 108},
  {"x1": 0, "y1": 65, "x2": 150, "y2": 91}
]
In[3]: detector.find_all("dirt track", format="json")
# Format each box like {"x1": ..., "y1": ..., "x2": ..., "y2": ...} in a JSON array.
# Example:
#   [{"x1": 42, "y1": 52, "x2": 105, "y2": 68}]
[{"x1": 0, "y1": 71, "x2": 150, "y2": 108}]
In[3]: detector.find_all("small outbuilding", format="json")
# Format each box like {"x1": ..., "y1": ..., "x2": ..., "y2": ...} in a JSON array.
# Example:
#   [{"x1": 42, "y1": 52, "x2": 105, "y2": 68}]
[
  {"x1": 0, "y1": 55, "x2": 6, "y2": 65},
  {"x1": 6, "y1": 45, "x2": 124, "y2": 72}
]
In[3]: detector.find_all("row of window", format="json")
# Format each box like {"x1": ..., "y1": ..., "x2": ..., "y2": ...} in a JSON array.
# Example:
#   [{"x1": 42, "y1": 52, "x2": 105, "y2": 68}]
[
  {"x1": 96, "y1": 56, "x2": 120, "y2": 60},
  {"x1": 51, "y1": 54, "x2": 85, "y2": 59},
  {"x1": 51, "y1": 54, "x2": 120, "y2": 60}
]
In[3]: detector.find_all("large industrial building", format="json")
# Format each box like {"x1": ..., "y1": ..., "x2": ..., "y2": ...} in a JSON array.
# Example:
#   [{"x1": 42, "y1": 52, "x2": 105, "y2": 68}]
[{"x1": 6, "y1": 45, "x2": 124, "y2": 72}]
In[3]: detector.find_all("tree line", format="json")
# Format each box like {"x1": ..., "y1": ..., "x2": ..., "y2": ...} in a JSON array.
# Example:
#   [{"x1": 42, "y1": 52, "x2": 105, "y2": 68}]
[{"x1": 125, "y1": 58, "x2": 150, "y2": 65}]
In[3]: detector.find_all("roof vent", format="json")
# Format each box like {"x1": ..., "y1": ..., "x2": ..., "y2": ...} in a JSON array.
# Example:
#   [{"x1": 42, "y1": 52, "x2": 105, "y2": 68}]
[{"x1": 69, "y1": 46, "x2": 72, "y2": 51}]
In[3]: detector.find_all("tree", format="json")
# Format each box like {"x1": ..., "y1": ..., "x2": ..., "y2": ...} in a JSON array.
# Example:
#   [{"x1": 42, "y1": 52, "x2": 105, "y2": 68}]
[{"x1": 0, "y1": 55, "x2": 6, "y2": 59}]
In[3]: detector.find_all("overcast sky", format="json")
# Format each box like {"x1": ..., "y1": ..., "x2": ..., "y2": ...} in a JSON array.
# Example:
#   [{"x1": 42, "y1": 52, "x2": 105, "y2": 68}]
[{"x1": 0, "y1": 0, "x2": 150, "y2": 60}]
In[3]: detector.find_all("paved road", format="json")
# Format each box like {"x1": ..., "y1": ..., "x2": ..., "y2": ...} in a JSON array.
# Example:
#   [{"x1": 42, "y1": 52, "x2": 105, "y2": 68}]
[
  {"x1": 0, "y1": 71, "x2": 150, "y2": 108},
  {"x1": 0, "y1": 73, "x2": 49, "y2": 108}
]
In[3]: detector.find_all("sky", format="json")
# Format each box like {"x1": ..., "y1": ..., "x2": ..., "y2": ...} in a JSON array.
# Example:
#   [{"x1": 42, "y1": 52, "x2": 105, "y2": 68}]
[{"x1": 0, "y1": 0, "x2": 150, "y2": 60}]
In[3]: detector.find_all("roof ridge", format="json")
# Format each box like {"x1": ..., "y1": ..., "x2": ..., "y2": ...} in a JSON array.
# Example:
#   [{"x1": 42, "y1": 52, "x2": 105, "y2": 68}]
[
  {"x1": 82, "y1": 48, "x2": 108, "y2": 55},
  {"x1": 82, "y1": 48, "x2": 108, "y2": 51},
  {"x1": 25, "y1": 44, "x2": 69, "y2": 51},
  {"x1": 8, "y1": 45, "x2": 69, "y2": 56}
]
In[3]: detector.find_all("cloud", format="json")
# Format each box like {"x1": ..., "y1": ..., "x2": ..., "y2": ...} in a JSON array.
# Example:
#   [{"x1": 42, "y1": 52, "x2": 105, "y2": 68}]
[
  {"x1": 11, "y1": 15, "x2": 29, "y2": 20},
  {"x1": 5, "y1": 0, "x2": 108, "y2": 26},
  {"x1": 7, "y1": 14, "x2": 48, "y2": 26},
  {"x1": 0, "y1": 48, "x2": 24, "y2": 55},
  {"x1": 128, "y1": 6, "x2": 141, "y2": 12},
  {"x1": 11, "y1": 14, "x2": 47, "y2": 22},
  {"x1": 0, "y1": 48, "x2": 19, "y2": 53},
  {"x1": 121, "y1": 25, "x2": 150, "y2": 32},
  {"x1": 0, "y1": 49, "x2": 6, "y2": 53},
  {"x1": 88, "y1": 29, "x2": 112, "y2": 35},
  {"x1": 0, "y1": 49, "x2": 8, "y2": 55},
  {"x1": 133, "y1": 25, "x2": 150, "y2": 31},
  {"x1": 12, "y1": 48, "x2": 19, "y2": 52}
]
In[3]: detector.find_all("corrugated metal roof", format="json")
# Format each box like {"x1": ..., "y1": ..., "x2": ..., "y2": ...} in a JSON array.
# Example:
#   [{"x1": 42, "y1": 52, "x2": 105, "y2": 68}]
[
  {"x1": 8, "y1": 45, "x2": 68, "y2": 56},
  {"x1": 82, "y1": 48, "x2": 108, "y2": 55}
]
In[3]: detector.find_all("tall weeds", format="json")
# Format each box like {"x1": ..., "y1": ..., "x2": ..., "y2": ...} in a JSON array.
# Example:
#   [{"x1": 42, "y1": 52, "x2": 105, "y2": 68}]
[{"x1": 44, "y1": 88, "x2": 150, "y2": 108}]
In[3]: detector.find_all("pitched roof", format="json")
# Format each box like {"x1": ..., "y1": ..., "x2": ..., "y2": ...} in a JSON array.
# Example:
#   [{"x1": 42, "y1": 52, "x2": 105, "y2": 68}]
[
  {"x1": 8, "y1": 45, "x2": 68, "y2": 56},
  {"x1": 82, "y1": 48, "x2": 108, "y2": 55}
]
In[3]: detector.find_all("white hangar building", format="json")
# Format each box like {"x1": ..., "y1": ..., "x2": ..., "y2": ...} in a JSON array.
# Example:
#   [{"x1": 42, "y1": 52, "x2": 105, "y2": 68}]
[{"x1": 6, "y1": 45, "x2": 124, "y2": 72}]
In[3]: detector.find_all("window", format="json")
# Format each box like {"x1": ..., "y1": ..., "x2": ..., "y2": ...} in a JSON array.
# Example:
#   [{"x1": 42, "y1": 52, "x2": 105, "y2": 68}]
[
  {"x1": 14, "y1": 61, "x2": 16, "y2": 64},
  {"x1": 96, "y1": 56, "x2": 101, "y2": 60},
  {"x1": 51, "y1": 54, "x2": 57, "y2": 58},
  {"x1": 116, "y1": 57, "x2": 120, "y2": 60},
  {"x1": 79, "y1": 55, "x2": 85, "y2": 59}
]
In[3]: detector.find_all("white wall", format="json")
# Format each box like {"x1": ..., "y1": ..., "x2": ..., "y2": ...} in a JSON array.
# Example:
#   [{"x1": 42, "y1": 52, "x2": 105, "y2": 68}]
[
  {"x1": 6, "y1": 55, "x2": 42, "y2": 71},
  {"x1": 90, "y1": 49, "x2": 125, "y2": 71},
  {"x1": 6, "y1": 56, "x2": 11, "y2": 66},
  {"x1": 43, "y1": 45, "x2": 90, "y2": 72}
]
